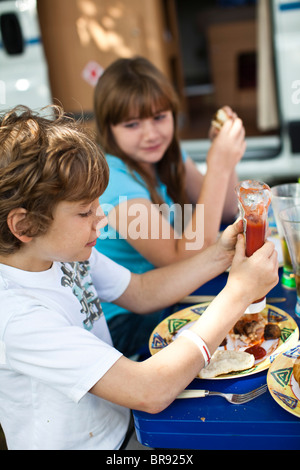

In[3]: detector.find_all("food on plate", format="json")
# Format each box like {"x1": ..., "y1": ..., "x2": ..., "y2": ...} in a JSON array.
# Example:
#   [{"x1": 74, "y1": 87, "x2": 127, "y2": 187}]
[
  {"x1": 211, "y1": 108, "x2": 231, "y2": 130},
  {"x1": 245, "y1": 344, "x2": 266, "y2": 361},
  {"x1": 198, "y1": 350, "x2": 255, "y2": 379},
  {"x1": 157, "y1": 309, "x2": 284, "y2": 378},
  {"x1": 231, "y1": 312, "x2": 282, "y2": 348},
  {"x1": 293, "y1": 356, "x2": 300, "y2": 387},
  {"x1": 232, "y1": 313, "x2": 266, "y2": 344},
  {"x1": 264, "y1": 323, "x2": 281, "y2": 340}
]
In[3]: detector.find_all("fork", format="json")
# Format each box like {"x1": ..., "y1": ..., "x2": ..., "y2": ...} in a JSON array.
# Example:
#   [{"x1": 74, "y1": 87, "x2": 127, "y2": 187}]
[{"x1": 176, "y1": 384, "x2": 268, "y2": 404}]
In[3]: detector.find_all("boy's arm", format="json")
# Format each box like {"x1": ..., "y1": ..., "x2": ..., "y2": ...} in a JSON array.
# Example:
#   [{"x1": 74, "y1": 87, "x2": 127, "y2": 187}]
[
  {"x1": 90, "y1": 236, "x2": 278, "y2": 413},
  {"x1": 114, "y1": 220, "x2": 241, "y2": 314}
]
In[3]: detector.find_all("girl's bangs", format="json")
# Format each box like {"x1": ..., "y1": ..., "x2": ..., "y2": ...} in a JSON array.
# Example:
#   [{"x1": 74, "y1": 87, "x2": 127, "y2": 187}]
[{"x1": 112, "y1": 83, "x2": 173, "y2": 124}]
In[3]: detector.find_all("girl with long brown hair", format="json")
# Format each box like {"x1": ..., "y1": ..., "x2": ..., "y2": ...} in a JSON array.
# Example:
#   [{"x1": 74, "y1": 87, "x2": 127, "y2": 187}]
[{"x1": 94, "y1": 56, "x2": 246, "y2": 356}]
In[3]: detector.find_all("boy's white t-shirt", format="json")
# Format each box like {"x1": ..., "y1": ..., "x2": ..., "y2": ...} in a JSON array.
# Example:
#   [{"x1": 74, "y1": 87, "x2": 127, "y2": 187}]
[{"x1": 0, "y1": 249, "x2": 132, "y2": 450}]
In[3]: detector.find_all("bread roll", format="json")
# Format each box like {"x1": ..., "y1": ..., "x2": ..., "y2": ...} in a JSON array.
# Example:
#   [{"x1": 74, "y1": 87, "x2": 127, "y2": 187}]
[
  {"x1": 198, "y1": 350, "x2": 255, "y2": 378},
  {"x1": 211, "y1": 108, "x2": 231, "y2": 130},
  {"x1": 293, "y1": 356, "x2": 300, "y2": 387}
]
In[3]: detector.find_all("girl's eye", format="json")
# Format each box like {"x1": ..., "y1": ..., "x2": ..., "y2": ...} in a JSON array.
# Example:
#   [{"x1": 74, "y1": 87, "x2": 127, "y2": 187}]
[
  {"x1": 154, "y1": 113, "x2": 166, "y2": 121},
  {"x1": 123, "y1": 121, "x2": 139, "y2": 129}
]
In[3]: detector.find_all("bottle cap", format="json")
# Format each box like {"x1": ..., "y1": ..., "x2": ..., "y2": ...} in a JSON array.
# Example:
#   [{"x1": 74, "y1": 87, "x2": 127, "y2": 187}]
[{"x1": 244, "y1": 297, "x2": 266, "y2": 314}]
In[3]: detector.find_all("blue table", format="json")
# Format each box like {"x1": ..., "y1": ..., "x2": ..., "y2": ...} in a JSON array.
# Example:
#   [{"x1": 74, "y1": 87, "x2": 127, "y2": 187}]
[{"x1": 133, "y1": 269, "x2": 300, "y2": 450}]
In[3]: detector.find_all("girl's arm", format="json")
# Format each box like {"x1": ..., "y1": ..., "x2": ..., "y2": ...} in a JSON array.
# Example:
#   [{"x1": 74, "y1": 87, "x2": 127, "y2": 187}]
[
  {"x1": 185, "y1": 157, "x2": 238, "y2": 223},
  {"x1": 107, "y1": 118, "x2": 245, "y2": 266},
  {"x1": 184, "y1": 116, "x2": 246, "y2": 248}
]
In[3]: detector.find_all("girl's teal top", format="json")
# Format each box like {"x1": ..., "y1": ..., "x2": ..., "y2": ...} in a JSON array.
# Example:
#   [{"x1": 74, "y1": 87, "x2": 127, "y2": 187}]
[{"x1": 96, "y1": 151, "x2": 187, "y2": 322}]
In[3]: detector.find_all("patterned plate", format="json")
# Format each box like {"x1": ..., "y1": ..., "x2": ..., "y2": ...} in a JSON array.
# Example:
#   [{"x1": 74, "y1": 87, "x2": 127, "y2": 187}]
[
  {"x1": 149, "y1": 303, "x2": 299, "y2": 379},
  {"x1": 267, "y1": 342, "x2": 300, "y2": 418}
]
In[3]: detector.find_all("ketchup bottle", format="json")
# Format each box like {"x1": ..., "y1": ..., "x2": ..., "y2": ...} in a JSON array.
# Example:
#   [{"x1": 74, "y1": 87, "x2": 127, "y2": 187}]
[{"x1": 236, "y1": 180, "x2": 271, "y2": 313}]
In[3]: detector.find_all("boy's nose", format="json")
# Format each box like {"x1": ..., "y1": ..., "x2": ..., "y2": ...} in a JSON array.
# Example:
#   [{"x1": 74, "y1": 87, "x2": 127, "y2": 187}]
[{"x1": 95, "y1": 205, "x2": 108, "y2": 235}]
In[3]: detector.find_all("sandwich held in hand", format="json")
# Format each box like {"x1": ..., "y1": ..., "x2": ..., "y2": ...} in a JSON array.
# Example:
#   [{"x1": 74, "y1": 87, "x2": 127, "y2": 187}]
[
  {"x1": 293, "y1": 356, "x2": 300, "y2": 387},
  {"x1": 211, "y1": 108, "x2": 231, "y2": 130}
]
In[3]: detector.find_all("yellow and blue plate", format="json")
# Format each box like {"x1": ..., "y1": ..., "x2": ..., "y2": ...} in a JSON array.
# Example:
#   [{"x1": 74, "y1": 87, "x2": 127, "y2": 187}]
[
  {"x1": 267, "y1": 341, "x2": 300, "y2": 418},
  {"x1": 149, "y1": 303, "x2": 299, "y2": 379}
]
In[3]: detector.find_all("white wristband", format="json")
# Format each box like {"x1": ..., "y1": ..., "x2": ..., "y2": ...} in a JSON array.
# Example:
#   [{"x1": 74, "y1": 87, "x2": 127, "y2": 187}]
[{"x1": 179, "y1": 330, "x2": 211, "y2": 367}]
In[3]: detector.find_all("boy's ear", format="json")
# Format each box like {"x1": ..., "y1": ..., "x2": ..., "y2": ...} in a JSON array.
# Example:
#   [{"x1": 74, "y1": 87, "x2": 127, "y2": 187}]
[{"x1": 7, "y1": 208, "x2": 33, "y2": 243}]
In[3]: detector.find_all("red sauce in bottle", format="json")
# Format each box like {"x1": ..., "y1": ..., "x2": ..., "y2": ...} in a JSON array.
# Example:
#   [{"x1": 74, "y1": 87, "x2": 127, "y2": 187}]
[
  {"x1": 245, "y1": 216, "x2": 266, "y2": 257},
  {"x1": 245, "y1": 215, "x2": 267, "y2": 302},
  {"x1": 236, "y1": 181, "x2": 271, "y2": 309}
]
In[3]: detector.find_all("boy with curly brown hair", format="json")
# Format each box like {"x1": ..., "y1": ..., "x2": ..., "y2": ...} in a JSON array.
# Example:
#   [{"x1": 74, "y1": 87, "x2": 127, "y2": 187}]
[{"x1": 0, "y1": 106, "x2": 278, "y2": 449}]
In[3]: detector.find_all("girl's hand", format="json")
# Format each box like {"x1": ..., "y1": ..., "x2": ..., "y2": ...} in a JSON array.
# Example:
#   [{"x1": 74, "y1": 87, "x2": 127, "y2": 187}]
[
  {"x1": 227, "y1": 234, "x2": 279, "y2": 305},
  {"x1": 208, "y1": 106, "x2": 237, "y2": 140},
  {"x1": 207, "y1": 108, "x2": 246, "y2": 174}
]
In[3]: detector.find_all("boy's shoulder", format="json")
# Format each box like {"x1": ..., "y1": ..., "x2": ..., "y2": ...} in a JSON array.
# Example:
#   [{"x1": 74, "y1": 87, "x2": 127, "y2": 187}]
[
  {"x1": 0, "y1": 262, "x2": 67, "y2": 321},
  {"x1": 0, "y1": 285, "x2": 46, "y2": 338}
]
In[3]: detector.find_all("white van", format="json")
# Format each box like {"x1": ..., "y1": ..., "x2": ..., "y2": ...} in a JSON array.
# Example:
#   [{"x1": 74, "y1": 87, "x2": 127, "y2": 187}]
[
  {"x1": 0, "y1": 0, "x2": 52, "y2": 112},
  {"x1": 175, "y1": 0, "x2": 300, "y2": 182}
]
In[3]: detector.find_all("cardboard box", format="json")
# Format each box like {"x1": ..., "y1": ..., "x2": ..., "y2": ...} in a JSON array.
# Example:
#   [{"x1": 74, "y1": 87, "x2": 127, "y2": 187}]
[
  {"x1": 37, "y1": 0, "x2": 186, "y2": 116},
  {"x1": 207, "y1": 20, "x2": 257, "y2": 110}
]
